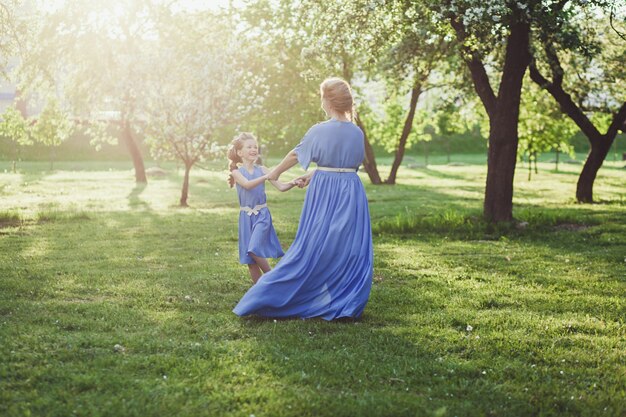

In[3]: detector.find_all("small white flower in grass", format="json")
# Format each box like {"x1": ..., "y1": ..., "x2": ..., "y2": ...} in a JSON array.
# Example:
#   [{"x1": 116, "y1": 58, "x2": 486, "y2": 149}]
[
  {"x1": 273, "y1": 320, "x2": 277, "y2": 323},
  {"x1": 163, "y1": 375, "x2": 167, "y2": 380},
  {"x1": 215, "y1": 252, "x2": 219, "y2": 256},
  {"x1": 113, "y1": 344, "x2": 125, "y2": 353},
  {"x1": 560, "y1": 371, "x2": 564, "y2": 375},
  {"x1": 466, "y1": 325, "x2": 473, "y2": 332},
  {"x1": 482, "y1": 370, "x2": 486, "y2": 375},
  {"x1": 184, "y1": 295, "x2": 192, "y2": 302}
]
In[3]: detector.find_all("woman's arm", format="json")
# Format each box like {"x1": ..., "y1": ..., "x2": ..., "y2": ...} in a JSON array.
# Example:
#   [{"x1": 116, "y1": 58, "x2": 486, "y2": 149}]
[
  {"x1": 261, "y1": 166, "x2": 296, "y2": 192},
  {"x1": 267, "y1": 150, "x2": 298, "y2": 181},
  {"x1": 230, "y1": 170, "x2": 268, "y2": 190}
]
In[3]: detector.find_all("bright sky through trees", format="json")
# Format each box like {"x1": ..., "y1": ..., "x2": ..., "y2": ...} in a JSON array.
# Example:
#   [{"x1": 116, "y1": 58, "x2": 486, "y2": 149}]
[{"x1": 37, "y1": 0, "x2": 233, "y2": 13}]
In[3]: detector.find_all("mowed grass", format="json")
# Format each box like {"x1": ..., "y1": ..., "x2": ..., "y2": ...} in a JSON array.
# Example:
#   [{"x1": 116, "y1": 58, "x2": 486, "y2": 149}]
[{"x1": 0, "y1": 156, "x2": 625, "y2": 417}]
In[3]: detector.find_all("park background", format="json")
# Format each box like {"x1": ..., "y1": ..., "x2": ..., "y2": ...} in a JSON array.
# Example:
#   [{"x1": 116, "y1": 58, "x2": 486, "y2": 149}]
[{"x1": 1, "y1": 1, "x2": 625, "y2": 416}]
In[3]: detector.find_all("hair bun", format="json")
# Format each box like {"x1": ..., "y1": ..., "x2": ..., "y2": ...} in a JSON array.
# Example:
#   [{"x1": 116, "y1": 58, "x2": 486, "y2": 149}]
[{"x1": 320, "y1": 77, "x2": 354, "y2": 120}]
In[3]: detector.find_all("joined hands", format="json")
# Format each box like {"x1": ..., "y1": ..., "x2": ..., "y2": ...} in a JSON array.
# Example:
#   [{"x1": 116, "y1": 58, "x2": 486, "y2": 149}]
[{"x1": 290, "y1": 174, "x2": 311, "y2": 188}]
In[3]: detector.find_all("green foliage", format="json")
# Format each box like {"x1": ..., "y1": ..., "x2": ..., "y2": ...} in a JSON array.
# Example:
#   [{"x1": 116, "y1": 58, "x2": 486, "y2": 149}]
[
  {"x1": 83, "y1": 121, "x2": 119, "y2": 152},
  {"x1": 362, "y1": 96, "x2": 417, "y2": 153},
  {"x1": 0, "y1": 105, "x2": 31, "y2": 146},
  {"x1": 518, "y1": 79, "x2": 577, "y2": 165},
  {"x1": 531, "y1": 3, "x2": 626, "y2": 126},
  {"x1": 0, "y1": 105, "x2": 32, "y2": 170},
  {"x1": 234, "y1": 1, "x2": 332, "y2": 152},
  {"x1": 0, "y1": 0, "x2": 29, "y2": 73},
  {"x1": 31, "y1": 99, "x2": 74, "y2": 148}
]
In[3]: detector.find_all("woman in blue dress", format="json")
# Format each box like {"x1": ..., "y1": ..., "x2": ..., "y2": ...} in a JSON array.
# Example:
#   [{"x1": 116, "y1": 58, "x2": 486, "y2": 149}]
[
  {"x1": 228, "y1": 132, "x2": 296, "y2": 283},
  {"x1": 233, "y1": 78, "x2": 373, "y2": 320}
]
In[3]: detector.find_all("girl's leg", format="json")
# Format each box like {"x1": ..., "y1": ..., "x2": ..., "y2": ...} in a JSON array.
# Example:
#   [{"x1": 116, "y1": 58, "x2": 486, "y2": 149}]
[
  {"x1": 247, "y1": 263, "x2": 263, "y2": 283},
  {"x1": 250, "y1": 253, "x2": 271, "y2": 274}
]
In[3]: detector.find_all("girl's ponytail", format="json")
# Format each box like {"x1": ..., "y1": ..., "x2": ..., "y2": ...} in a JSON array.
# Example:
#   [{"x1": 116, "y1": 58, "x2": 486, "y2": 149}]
[
  {"x1": 227, "y1": 139, "x2": 243, "y2": 188},
  {"x1": 227, "y1": 132, "x2": 257, "y2": 188}
]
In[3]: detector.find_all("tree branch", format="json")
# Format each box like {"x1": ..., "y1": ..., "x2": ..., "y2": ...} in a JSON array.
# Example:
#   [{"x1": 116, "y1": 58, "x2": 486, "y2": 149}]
[
  {"x1": 529, "y1": 60, "x2": 602, "y2": 139},
  {"x1": 606, "y1": 102, "x2": 626, "y2": 138},
  {"x1": 450, "y1": 16, "x2": 497, "y2": 118}
]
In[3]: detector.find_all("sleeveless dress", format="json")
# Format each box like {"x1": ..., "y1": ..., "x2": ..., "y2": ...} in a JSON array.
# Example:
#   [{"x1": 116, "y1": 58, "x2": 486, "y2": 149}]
[
  {"x1": 236, "y1": 165, "x2": 284, "y2": 264},
  {"x1": 233, "y1": 119, "x2": 373, "y2": 320}
]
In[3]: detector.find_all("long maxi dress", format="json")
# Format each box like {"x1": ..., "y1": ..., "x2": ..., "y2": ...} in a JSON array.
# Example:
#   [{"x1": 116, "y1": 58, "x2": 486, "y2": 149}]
[
  {"x1": 236, "y1": 165, "x2": 284, "y2": 264},
  {"x1": 233, "y1": 119, "x2": 373, "y2": 320}
]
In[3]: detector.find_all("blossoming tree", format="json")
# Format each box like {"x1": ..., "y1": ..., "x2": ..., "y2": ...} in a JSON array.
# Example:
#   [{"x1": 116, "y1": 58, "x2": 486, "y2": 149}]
[{"x1": 143, "y1": 11, "x2": 255, "y2": 207}]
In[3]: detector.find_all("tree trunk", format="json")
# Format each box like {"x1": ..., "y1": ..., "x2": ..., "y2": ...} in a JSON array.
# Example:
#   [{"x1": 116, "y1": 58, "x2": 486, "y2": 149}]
[
  {"x1": 576, "y1": 135, "x2": 612, "y2": 203},
  {"x1": 482, "y1": 22, "x2": 529, "y2": 222},
  {"x1": 385, "y1": 85, "x2": 421, "y2": 184},
  {"x1": 355, "y1": 114, "x2": 383, "y2": 184},
  {"x1": 446, "y1": 137, "x2": 451, "y2": 164},
  {"x1": 484, "y1": 125, "x2": 519, "y2": 222},
  {"x1": 452, "y1": 16, "x2": 530, "y2": 222},
  {"x1": 12, "y1": 143, "x2": 17, "y2": 173},
  {"x1": 50, "y1": 147, "x2": 55, "y2": 171},
  {"x1": 423, "y1": 141, "x2": 429, "y2": 167},
  {"x1": 555, "y1": 148, "x2": 559, "y2": 172},
  {"x1": 180, "y1": 163, "x2": 192, "y2": 207},
  {"x1": 342, "y1": 59, "x2": 383, "y2": 185},
  {"x1": 121, "y1": 119, "x2": 147, "y2": 183}
]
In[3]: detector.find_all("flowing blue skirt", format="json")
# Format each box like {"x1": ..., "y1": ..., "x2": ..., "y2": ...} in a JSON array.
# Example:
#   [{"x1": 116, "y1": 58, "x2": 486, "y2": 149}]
[
  {"x1": 233, "y1": 171, "x2": 373, "y2": 320},
  {"x1": 238, "y1": 208, "x2": 284, "y2": 264}
]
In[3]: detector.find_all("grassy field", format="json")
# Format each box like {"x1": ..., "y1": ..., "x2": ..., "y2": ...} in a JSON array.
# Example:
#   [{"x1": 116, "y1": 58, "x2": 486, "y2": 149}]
[{"x1": 0, "y1": 156, "x2": 625, "y2": 417}]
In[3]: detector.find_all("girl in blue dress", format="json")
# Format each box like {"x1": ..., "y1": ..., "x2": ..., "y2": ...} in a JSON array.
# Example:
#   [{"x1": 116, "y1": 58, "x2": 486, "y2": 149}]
[
  {"x1": 233, "y1": 78, "x2": 373, "y2": 320},
  {"x1": 228, "y1": 132, "x2": 296, "y2": 283}
]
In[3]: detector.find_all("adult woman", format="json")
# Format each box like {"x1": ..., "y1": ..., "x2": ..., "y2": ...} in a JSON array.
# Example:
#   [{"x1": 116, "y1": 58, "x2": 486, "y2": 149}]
[{"x1": 232, "y1": 77, "x2": 373, "y2": 320}]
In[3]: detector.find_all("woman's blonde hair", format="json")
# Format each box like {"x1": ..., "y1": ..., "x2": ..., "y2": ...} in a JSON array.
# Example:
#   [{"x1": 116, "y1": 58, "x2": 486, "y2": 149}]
[
  {"x1": 227, "y1": 132, "x2": 257, "y2": 188},
  {"x1": 320, "y1": 77, "x2": 355, "y2": 122}
]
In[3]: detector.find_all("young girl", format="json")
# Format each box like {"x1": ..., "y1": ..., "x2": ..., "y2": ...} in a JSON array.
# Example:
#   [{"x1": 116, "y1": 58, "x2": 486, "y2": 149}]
[{"x1": 227, "y1": 132, "x2": 296, "y2": 283}]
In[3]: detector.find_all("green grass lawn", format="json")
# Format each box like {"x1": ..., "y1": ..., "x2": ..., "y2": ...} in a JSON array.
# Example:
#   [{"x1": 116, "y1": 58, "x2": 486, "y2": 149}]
[{"x1": 0, "y1": 156, "x2": 625, "y2": 417}]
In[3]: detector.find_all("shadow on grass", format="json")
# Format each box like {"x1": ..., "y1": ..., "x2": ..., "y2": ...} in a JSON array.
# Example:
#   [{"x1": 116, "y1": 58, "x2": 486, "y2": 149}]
[{"x1": 127, "y1": 183, "x2": 151, "y2": 210}]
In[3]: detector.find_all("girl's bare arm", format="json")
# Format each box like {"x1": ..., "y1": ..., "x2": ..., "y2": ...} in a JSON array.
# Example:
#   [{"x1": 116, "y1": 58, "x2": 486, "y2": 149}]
[
  {"x1": 261, "y1": 166, "x2": 296, "y2": 192},
  {"x1": 230, "y1": 170, "x2": 268, "y2": 190}
]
